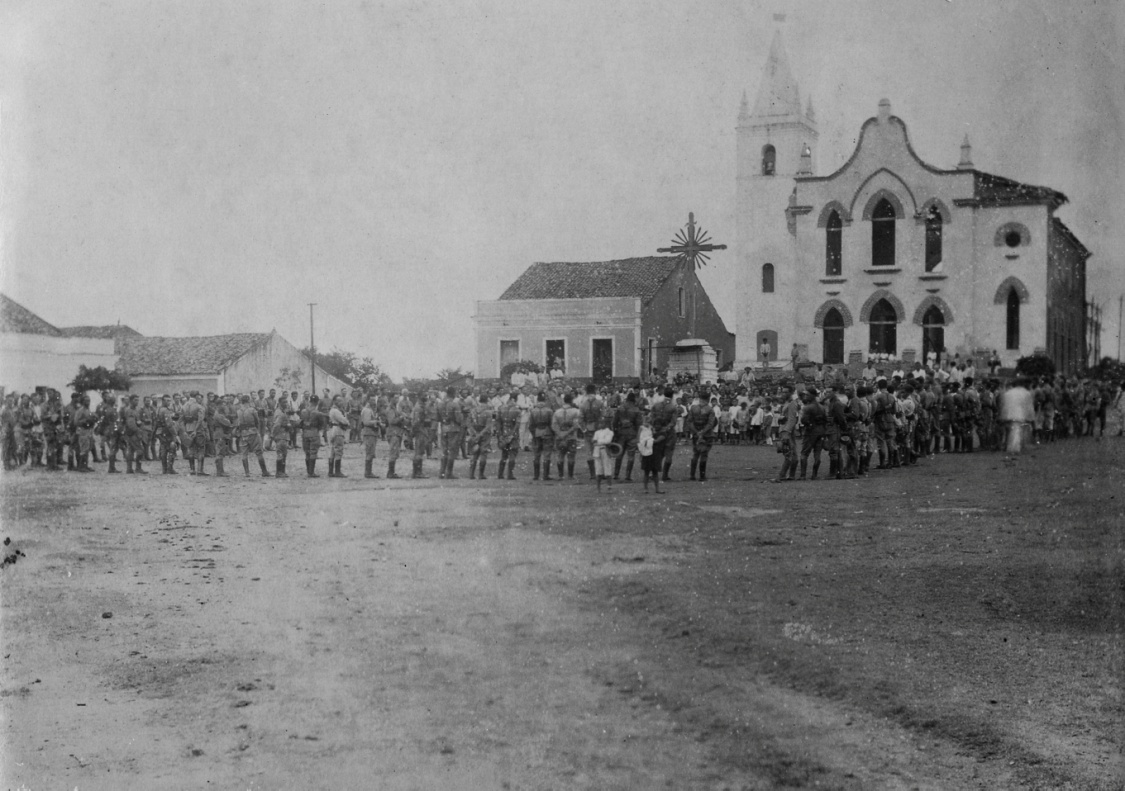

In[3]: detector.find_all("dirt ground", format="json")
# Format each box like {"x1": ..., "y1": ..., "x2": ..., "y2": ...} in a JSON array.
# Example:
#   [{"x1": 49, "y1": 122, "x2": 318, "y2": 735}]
[{"x1": 2, "y1": 436, "x2": 1122, "y2": 790}]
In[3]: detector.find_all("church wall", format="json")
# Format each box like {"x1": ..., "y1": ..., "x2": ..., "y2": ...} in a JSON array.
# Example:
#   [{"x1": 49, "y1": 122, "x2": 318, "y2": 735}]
[
  {"x1": 642, "y1": 264, "x2": 735, "y2": 373},
  {"x1": 474, "y1": 297, "x2": 639, "y2": 379}
]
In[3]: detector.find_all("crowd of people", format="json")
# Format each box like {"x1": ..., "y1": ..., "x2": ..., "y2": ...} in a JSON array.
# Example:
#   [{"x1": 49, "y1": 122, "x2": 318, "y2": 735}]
[{"x1": 2, "y1": 365, "x2": 1122, "y2": 489}]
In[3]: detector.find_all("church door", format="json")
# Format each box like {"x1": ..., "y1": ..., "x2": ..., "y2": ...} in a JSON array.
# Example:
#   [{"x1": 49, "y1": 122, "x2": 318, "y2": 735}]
[
  {"x1": 822, "y1": 308, "x2": 845, "y2": 364},
  {"x1": 592, "y1": 339, "x2": 613, "y2": 383},
  {"x1": 921, "y1": 305, "x2": 945, "y2": 364}
]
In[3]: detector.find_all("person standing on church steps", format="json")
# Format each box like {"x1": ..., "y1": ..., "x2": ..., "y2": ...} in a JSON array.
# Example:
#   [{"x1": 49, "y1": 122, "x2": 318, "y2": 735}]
[
  {"x1": 494, "y1": 389, "x2": 522, "y2": 480},
  {"x1": 612, "y1": 391, "x2": 642, "y2": 483}
]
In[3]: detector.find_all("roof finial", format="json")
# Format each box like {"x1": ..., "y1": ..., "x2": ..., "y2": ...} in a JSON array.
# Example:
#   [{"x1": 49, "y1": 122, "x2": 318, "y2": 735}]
[
  {"x1": 877, "y1": 98, "x2": 892, "y2": 123},
  {"x1": 958, "y1": 133, "x2": 974, "y2": 169}
]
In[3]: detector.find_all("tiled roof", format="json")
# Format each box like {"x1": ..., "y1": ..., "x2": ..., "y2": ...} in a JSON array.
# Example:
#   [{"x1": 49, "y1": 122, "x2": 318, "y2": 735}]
[
  {"x1": 59, "y1": 325, "x2": 144, "y2": 339},
  {"x1": 117, "y1": 333, "x2": 272, "y2": 376},
  {"x1": 499, "y1": 257, "x2": 681, "y2": 303},
  {"x1": 0, "y1": 294, "x2": 63, "y2": 336},
  {"x1": 973, "y1": 171, "x2": 1067, "y2": 209}
]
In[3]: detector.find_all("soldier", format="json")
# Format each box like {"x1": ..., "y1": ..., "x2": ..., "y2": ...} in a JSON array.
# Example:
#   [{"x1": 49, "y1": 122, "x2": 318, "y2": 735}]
[
  {"x1": 208, "y1": 394, "x2": 233, "y2": 477},
  {"x1": 0, "y1": 395, "x2": 17, "y2": 470},
  {"x1": 73, "y1": 394, "x2": 97, "y2": 472},
  {"x1": 494, "y1": 389, "x2": 522, "y2": 480},
  {"x1": 327, "y1": 395, "x2": 350, "y2": 478},
  {"x1": 578, "y1": 383, "x2": 604, "y2": 481},
  {"x1": 528, "y1": 392, "x2": 555, "y2": 481},
  {"x1": 797, "y1": 388, "x2": 827, "y2": 480},
  {"x1": 382, "y1": 392, "x2": 407, "y2": 479},
  {"x1": 237, "y1": 394, "x2": 271, "y2": 477},
  {"x1": 822, "y1": 384, "x2": 849, "y2": 479},
  {"x1": 410, "y1": 392, "x2": 431, "y2": 479},
  {"x1": 269, "y1": 393, "x2": 290, "y2": 478},
  {"x1": 612, "y1": 391, "x2": 642, "y2": 483},
  {"x1": 139, "y1": 396, "x2": 156, "y2": 461},
  {"x1": 300, "y1": 395, "x2": 327, "y2": 478},
  {"x1": 772, "y1": 386, "x2": 800, "y2": 482},
  {"x1": 648, "y1": 387, "x2": 678, "y2": 491},
  {"x1": 120, "y1": 394, "x2": 148, "y2": 474},
  {"x1": 155, "y1": 395, "x2": 179, "y2": 474},
  {"x1": 180, "y1": 392, "x2": 209, "y2": 476},
  {"x1": 264, "y1": 388, "x2": 278, "y2": 451},
  {"x1": 436, "y1": 387, "x2": 463, "y2": 480},
  {"x1": 41, "y1": 390, "x2": 64, "y2": 471},
  {"x1": 551, "y1": 393, "x2": 581, "y2": 480},
  {"x1": 349, "y1": 388, "x2": 365, "y2": 443},
  {"x1": 466, "y1": 394, "x2": 494, "y2": 479},
  {"x1": 96, "y1": 394, "x2": 124, "y2": 473},
  {"x1": 64, "y1": 392, "x2": 82, "y2": 471},
  {"x1": 360, "y1": 395, "x2": 381, "y2": 479},
  {"x1": 686, "y1": 388, "x2": 718, "y2": 482},
  {"x1": 16, "y1": 394, "x2": 39, "y2": 468}
]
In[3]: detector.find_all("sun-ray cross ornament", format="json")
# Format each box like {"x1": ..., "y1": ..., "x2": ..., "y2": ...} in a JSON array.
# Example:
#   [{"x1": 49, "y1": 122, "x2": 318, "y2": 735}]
[{"x1": 657, "y1": 212, "x2": 727, "y2": 270}]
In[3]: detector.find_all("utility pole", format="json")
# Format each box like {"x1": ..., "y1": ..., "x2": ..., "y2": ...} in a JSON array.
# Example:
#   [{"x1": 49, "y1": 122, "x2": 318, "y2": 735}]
[
  {"x1": 308, "y1": 303, "x2": 317, "y2": 393},
  {"x1": 1118, "y1": 295, "x2": 1123, "y2": 361}
]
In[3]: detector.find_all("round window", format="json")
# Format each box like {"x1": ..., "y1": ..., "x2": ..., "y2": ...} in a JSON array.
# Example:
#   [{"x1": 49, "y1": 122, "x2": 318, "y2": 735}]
[{"x1": 1004, "y1": 230, "x2": 1022, "y2": 248}]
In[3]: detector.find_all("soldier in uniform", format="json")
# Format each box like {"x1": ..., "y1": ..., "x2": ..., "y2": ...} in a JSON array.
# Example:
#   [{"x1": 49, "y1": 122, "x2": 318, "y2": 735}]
[
  {"x1": 64, "y1": 392, "x2": 82, "y2": 471},
  {"x1": 797, "y1": 388, "x2": 827, "y2": 480},
  {"x1": 551, "y1": 393, "x2": 581, "y2": 480},
  {"x1": 120, "y1": 394, "x2": 149, "y2": 474},
  {"x1": 772, "y1": 386, "x2": 800, "y2": 482},
  {"x1": 494, "y1": 389, "x2": 522, "y2": 480},
  {"x1": 686, "y1": 388, "x2": 718, "y2": 482},
  {"x1": 1, "y1": 395, "x2": 17, "y2": 470},
  {"x1": 139, "y1": 396, "x2": 156, "y2": 461},
  {"x1": 822, "y1": 384, "x2": 849, "y2": 479},
  {"x1": 326, "y1": 396, "x2": 350, "y2": 478},
  {"x1": 383, "y1": 393, "x2": 407, "y2": 479},
  {"x1": 466, "y1": 395, "x2": 494, "y2": 479},
  {"x1": 410, "y1": 392, "x2": 431, "y2": 479},
  {"x1": 612, "y1": 391, "x2": 642, "y2": 483},
  {"x1": 300, "y1": 395, "x2": 326, "y2": 478},
  {"x1": 155, "y1": 395, "x2": 180, "y2": 474},
  {"x1": 528, "y1": 392, "x2": 556, "y2": 481},
  {"x1": 180, "y1": 392, "x2": 209, "y2": 476},
  {"x1": 648, "y1": 387, "x2": 678, "y2": 492},
  {"x1": 73, "y1": 394, "x2": 97, "y2": 472},
  {"x1": 237, "y1": 394, "x2": 272, "y2": 477},
  {"x1": 208, "y1": 394, "x2": 233, "y2": 477},
  {"x1": 97, "y1": 394, "x2": 124, "y2": 473},
  {"x1": 360, "y1": 395, "x2": 381, "y2": 479},
  {"x1": 17, "y1": 394, "x2": 40, "y2": 468},
  {"x1": 40, "y1": 390, "x2": 64, "y2": 471},
  {"x1": 578, "y1": 384, "x2": 604, "y2": 481},
  {"x1": 436, "y1": 387, "x2": 463, "y2": 480},
  {"x1": 269, "y1": 393, "x2": 290, "y2": 478}
]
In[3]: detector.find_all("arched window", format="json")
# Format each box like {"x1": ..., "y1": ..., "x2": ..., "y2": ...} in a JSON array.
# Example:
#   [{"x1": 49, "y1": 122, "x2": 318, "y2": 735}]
[
  {"x1": 1006, "y1": 288, "x2": 1020, "y2": 350},
  {"x1": 825, "y1": 211, "x2": 842, "y2": 276},
  {"x1": 762, "y1": 263, "x2": 775, "y2": 293},
  {"x1": 761, "y1": 145, "x2": 776, "y2": 176},
  {"x1": 868, "y1": 298, "x2": 897, "y2": 355},
  {"x1": 922, "y1": 305, "x2": 945, "y2": 363},
  {"x1": 924, "y1": 205, "x2": 943, "y2": 271},
  {"x1": 871, "y1": 198, "x2": 896, "y2": 267},
  {"x1": 822, "y1": 308, "x2": 845, "y2": 364}
]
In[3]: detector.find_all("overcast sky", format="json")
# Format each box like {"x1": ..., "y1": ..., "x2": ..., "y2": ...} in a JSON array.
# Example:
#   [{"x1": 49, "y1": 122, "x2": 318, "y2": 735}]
[{"x1": 2, "y1": 0, "x2": 1122, "y2": 378}]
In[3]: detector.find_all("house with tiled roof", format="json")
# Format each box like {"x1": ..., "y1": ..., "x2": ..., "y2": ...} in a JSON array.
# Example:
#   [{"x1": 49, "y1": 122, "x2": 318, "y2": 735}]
[
  {"x1": 0, "y1": 294, "x2": 119, "y2": 395},
  {"x1": 735, "y1": 33, "x2": 1090, "y2": 374},
  {"x1": 117, "y1": 330, "x2": 346, "y2": 397},
  {"x1": 475, "y1": 256, "x2": 734, "y2": 382}
]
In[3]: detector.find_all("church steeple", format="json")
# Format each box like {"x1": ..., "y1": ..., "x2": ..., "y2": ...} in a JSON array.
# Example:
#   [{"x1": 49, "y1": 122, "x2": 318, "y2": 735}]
[{"x1": 750, "y1": 31, "x2": 803, "y2": 120}]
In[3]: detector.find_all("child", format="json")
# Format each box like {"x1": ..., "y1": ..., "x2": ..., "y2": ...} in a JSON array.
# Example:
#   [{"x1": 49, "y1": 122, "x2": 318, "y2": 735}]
[
  {"x1": 762, "y1": 401, "x2": 775, "y2": 446},
  {"x1": 638, "y1": 421, "x2": 662, "y2": 493},
  {"x1": 592, "y1": 416, "x2": 615, "y2": 492}
]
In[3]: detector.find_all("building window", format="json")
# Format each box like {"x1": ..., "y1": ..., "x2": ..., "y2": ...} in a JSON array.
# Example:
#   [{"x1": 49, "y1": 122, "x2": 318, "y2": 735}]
[
  {"x1": 499, "y1": 340, "x2": 520, "y2": 369},
  {"x1": 924, "y1": 206, "x2": 943, "y2": 271},
  {"x1": 592, "y1": 338, "x2": 613, "y2": 382},
  {"x1": 822, "y1": 308, "x2": 844, "y2": 364},
  {"x1": 646, "y1": 337, "x2": 656, "y2": 376},
  {"x1": 868, "y1": 297, "x2": 897, "y2": 355},
  {"x1": 762, "y1": 263, "x2": 775, "y2": 293},
  {"x1": 546, "y1": 339, "x2": 566, "y2": 373},
  {"x1": 871, "y1": 198, "x2": 896, "y2": 267},
  {"x1": 762, "y1": 144, "x2": 776, "y2": 176},
  {"x1": 825, "y1": 211, "x2": 842, "y2": 276},
  {"x1": 922, "y1": 305, "x2": 945, "y2": 362},
  {"x1": 1006, "y1": 288, "x2": 1020, "y2": 350},
  {"x1": 678, "y1": 287, "x2": 685, "y2": 317}
]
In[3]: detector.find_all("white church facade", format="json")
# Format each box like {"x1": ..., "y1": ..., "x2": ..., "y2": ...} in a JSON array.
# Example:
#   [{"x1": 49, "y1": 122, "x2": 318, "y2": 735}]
[{"x1": 735, "y1": 34, "x2": 1090, "y2": 375}]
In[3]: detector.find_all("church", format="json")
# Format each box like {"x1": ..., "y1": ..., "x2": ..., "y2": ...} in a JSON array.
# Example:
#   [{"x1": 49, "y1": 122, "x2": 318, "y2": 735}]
[{"x1": 735, "y1": 34, "x2": 1090, "y2": 374}]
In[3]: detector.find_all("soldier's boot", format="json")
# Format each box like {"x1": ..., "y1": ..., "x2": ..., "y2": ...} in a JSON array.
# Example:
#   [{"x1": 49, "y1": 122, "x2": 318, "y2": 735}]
[
  {"x1": 662, "y1": 460, "x2": 672, "y2": 482},
  {"x1": 445, "y1": 459, "x2": 457, "y2": 480},
  {"x1": 214, "y1": 458, "x2": 228, "y2": 477},
  {"x1": 567, "y1": 459, "x2": 575, "y2": 479},
  {"x1": 689, "y1": 457, "x2": 698, "y2": 481},
  {"x1": 613, "y1": 455, "x2": 623, "y2": 481},
  {"x1": 698, "y1": 460, "x2": 708, "y2": 482},
  {"x1": 277, "y1": 460, "x2": 289, "y2": 478},
  {"x1": 79, "y1": 453, "x2": 94, "y2": 472},
  {"x1": 365, "y1": 460, "x2": 377, "y2": 479},
  {"x1": 243, "y1": 459, "x2": 251, "y2": 477},
  {"x1": 309, "y1": 459, "x2": 320, "y2": 478},
  {"x1": 623, "y1": 457, "x2": 634, "y2": 482},
  {"x1": 196, "y1": 458, "x2": 209, "y2": 476},
  {"x1": 67, "y1": 451, "x2": 75, "y2": 471},
  {"x1": 386, "y1": 461, "x2": 401, "y2": 479},
  {"x1": 799, "y1": 459, "x2": 808, "y2": 480},
  {"x1": 468, "y1": 458, "x2": 477, "y2": 479},
  {"x1": 107, "y1": 456, "x2": 119, "y2": 473},
  {"x1": 478, "y1": 460, "x2": 487, "y2": 479},
  {"x1": 532, "y1": 460, "x2": 540, "y2": 481},
  {"x1": 275, "y1": 460, "x2": 285, "y2": 478},
  {"x1": 811, "y1": 459, "x2": 821, "y2": 480},
  {"x1": 506, "y1": 459, "x2": 516, "y2": 480},
  {"x1": 587, "y1": 459, "x2": 596, "y2": 480},
  {"x1": 411, "y1": 459, "x2": 426, "y2": 479},
  {"x1": 497, "y1": 452, "x2": 507, "y2": 478},
  {"x1": 188, "y1": 457, "x2": 196, "y2": 475},
  {"x1": 135, "y1": 458, "x2": 147, "y2": 474},
  {"x1": 542, "y1": 460, "x2": 552, "y2": 481},
  {"x1": 775, "y1": 459, "x2": 790, "y2": 481},
  {"x1": 557, "y1": 461, "x2": 564, "y2": 479}
]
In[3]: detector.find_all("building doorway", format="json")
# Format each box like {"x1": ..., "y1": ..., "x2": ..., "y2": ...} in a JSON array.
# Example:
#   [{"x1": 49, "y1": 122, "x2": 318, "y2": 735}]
[
  {"x1": 592, "y1": 339, "x2": 613, "y2": 382},
  {"x1": 822, "y1": 308, "x2": 845, "y2": 364},
  {"x1": 921, "y1": 305, "x2": 945, "y2": 364},
  {"x1": 868, "y1": 298, "x2": 897, "y2": 356}
]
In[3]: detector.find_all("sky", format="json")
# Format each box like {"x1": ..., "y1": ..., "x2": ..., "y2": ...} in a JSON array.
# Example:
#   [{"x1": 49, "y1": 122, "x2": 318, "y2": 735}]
[{"x1": 1, "y1": 0, "x2": 1122, "y2": 379}]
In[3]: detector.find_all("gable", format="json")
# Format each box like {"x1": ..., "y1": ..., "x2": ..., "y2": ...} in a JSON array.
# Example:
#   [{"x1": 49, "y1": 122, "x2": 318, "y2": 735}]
[{"x1": 1, "y1": 294, "x2": 63, "y2": 337}]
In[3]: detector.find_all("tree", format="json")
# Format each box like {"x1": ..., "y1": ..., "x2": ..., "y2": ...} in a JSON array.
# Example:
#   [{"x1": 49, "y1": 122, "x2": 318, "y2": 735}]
[
  {"x1": 434, "y1": 367, "x2": 472, "y2": 386},
  {"x1": 273, "y1": 366, "x2": 303, "y2": 392},
  {"x1": 1015, "y1": 354, "x2": 1056, "y2": 379},
  {"x1": 68, "y1": 365, "x2": 131, "y2": 393},
  {"x1": 300, "y1": 346, "x2": 393, "y2": 390}
]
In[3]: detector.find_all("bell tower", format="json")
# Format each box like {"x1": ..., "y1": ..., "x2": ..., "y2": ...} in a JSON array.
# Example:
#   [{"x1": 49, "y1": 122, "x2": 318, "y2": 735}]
[{"x1": 735, "y1": 31, "x2": 818, "y2": 368}]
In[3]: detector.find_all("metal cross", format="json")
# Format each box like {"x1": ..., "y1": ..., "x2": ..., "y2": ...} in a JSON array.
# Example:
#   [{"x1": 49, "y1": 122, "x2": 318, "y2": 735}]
[{"x1": 657, "y1": 212, "x2": 727, "y2": 270}]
